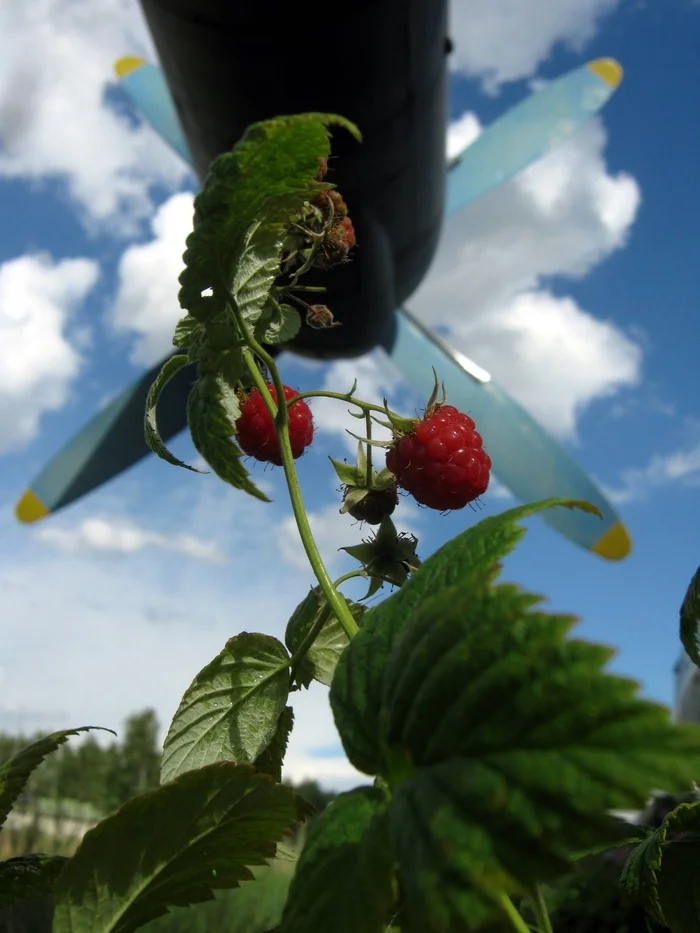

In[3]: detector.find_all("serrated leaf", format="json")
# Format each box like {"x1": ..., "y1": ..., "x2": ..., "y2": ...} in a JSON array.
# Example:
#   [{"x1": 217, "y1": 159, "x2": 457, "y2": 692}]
[
  {"x1": 232, "y1": 220, "x2": 287, "y2": 329},
  {"x1": 0, "y1": 855, "x2": 68, "y2": 908},
  {"x1": 173, "y1": 314, "x2": 201, "y2": 349},
  {"x1": 280, "y1": 787, "x2": 395, "y2": 933},
  {"x1": 145, "y1": 355, "x2": 201, "y2": 471},
  {"x1": 0, "y1": 727, "x2": 113, "y2": 829},
  {"x1": 681, "y1": 566, "x2": 700, "y2": 669},
  {"x1": 285, "y1": 588, "x2": 363, "y2": 688},
  {"x1": 255, "y1": 301, "x2": 302, "y2": 346},
  {"x1": 178, "y1": 113, "x2": 360, "y2": 322},
  {"x1": 254, "y1": 706, "x2": 294, "y2": 783},
  {"x1": 381, "y1": 584, "x2": 700, "y2": 931},
  {"x1": 330, "y1": 498, "x2": 599, "y2": 776},
  {"x1": 53, "y1": 762, "x2": 299, "y2": 933},
  {"x1": 187, "y1": 368, "x2": 269, "y2": 502},
  {"x1": 161, "y1": 633, "x2": 290, "y2": 784},
  {"x1": 621, "y1": 800, "x2": 700, "y2": 930}
]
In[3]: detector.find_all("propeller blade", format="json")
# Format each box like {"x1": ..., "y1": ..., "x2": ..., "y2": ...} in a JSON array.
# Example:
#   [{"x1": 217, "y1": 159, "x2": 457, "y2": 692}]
[
  {"x1": 15, "y1": 354, "x2": 195, "y2": 523},
  {"x1": 114, "y1": 57, "x2": 192, "y2": 164},
  {"x1": 446, "y1": 58, "x2": 622, "y2": 216},
  {"x1": 384, "y1": 308, "x2": 631, "y2": 560}
]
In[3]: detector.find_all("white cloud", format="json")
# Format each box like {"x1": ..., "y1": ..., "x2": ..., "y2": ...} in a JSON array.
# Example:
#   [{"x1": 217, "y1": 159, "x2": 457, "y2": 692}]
[
  {"x1": 603, "y1": 443, "x2": 700, "y2": 505},
  {"x1": 449, "y1": 0, "x2": 622, "y2": 89},
  {"x1": 111, "y1": 192, "x2": 194, "y2": 365},
  {"x1": 411, "y1": 118, "x2": 643, "y2": 440},
  {"x1": 446, "y1": 112, "x2": 482, "y2": 161},
  {"x1": 0, "y1": 0, "x2": 190, "y2": 231},
  {"x1": 0, "y1": 252, "x2": 98, "y2": 452},
  {"x1": 35, "y1": 516, "x2": 226, "y2": 563}
]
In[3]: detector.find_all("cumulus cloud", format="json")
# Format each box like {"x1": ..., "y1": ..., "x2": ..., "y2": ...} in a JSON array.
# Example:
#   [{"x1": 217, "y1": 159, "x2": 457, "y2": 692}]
[
  {"x1": 35, "y1": 516, "x2": 226, "y2": 563},
  {"x1": 0, "y1": 0, "x2": 190, "y2": 231},
  {"x1": 111, "y1": 192, "x2": 194, "y2": 365},
  {"x1": 603, "y1": 442, "x2": 700, "y2": 506},
  {"x1": 449, "y1": 0, "x2": 622, "y2": 89},
  {"x1": 410, "y1": 117, "x2": 643, "y2": 440},
  {"x1": 0, "y1": 252, "x2": 98, "y2": 452}
]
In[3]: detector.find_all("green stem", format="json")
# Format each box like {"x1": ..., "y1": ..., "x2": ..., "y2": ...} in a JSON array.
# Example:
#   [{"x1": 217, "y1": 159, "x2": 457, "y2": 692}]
[
  {"x1": 290, "y1": 389, "x2": 389, "y2": 416},
  {"x1": 333, "y1": 570, "x2": 367, "y2": 589},
  {"x1": 530, "y1": 885, "x2": 554, "y2": 933},
  {"x1": 222, "y1": 289, "x2": 359, "y2": 642},
  {"x1": 364, "y1": 410, "x2": 373, "y2": 485},
  {"x1": 496, "y1": 893, "x2": 533, "y2": 933},
  {"x1": 288, "y1": 602, "x2": 333, "y2": 686}
]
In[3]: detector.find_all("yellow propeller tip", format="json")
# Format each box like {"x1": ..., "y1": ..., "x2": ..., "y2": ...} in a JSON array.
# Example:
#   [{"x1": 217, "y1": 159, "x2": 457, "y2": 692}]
[
  {"x1": 15, "y1": 490, "x2": 49, "y2": 524},
  {"x1": 587, "y1": 58, "x2": 623, "y2": 89},
  {"x1": 114, "y1": 56, "x2": 146, "y2": 79},
  {"x1": 591, "y1": 520, "x2": 632, "y2": 561}
]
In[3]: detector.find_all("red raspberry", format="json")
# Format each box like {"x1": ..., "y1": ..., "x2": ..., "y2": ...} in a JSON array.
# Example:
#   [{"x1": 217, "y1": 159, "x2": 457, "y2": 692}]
[
  {"x1": 385, "y1": 405, "x2": 491, "y2": 511},
  {"x1": 235, "y1": 384, "x2": 313, "y2": 466}
]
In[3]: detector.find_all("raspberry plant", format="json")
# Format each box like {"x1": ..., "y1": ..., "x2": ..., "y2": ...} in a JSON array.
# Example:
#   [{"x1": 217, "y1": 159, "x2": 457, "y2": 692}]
[{"x1": 4, "y1": 112, "x2": 700, "y2": 933}]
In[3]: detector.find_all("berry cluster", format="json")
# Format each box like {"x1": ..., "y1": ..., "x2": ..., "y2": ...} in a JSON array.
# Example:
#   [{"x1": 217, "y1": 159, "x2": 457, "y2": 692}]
[
  {"x1": 235, "y1": 385, "x2": 491, "y2": 517},
  {"x1": 386, "y1": 405, "x2": 491, "y2": 511}
]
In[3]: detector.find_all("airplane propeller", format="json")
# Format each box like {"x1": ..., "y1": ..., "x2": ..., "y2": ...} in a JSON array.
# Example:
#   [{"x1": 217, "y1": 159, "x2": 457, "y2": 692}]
[{"x1": 15, "y1": 52, "x2": 630, "y2": 560}]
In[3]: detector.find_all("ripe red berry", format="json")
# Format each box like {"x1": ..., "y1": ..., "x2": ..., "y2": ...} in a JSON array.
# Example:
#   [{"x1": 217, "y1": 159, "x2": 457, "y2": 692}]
[
  {"x1": 235, "y1": 384, "x2": 313, "y2": 466},
  {"x1": 385, "y1": 405, "x2": 491, "y2": 511}
]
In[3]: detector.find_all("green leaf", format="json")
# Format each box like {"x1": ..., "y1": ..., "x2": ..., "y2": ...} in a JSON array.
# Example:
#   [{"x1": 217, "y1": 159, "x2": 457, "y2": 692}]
[
  {"x1": 173, "y1": 314, "x2": 201, "y2": 349},
  {"x1": 187, "y1": 368, "x2": 270, "y2": 502},
  {"x1": 53, "y1": 762, "x2": 299, "y2": 933},
  {"x1": 0, "y1": 727, "x2": 113, "y2": 829},
  {"x1": 285, "y1": 588, "x2": 363, "y2": 688},
  {"x1": 621, "y1": 801, "x2": 700, "y2": 930},
  {"x1": 681, "y1": 565, "x2": 700, "y2": 669},
  {"x1": 254, "y1": 706, "x2": 294, "y2": 783},
  {"x1": 144, "y1": 355, "x2": 201, "y2": 471},
  {"x1": 161, "y1": 633, "x2": 291, "y2": 784},
  {"x1": 330, "y1": 498, "x2": 599, "y2": 776},
  {"x1": 254, "y1": 301, "x2": 302, "y2": 346},
  {"x1": 0, "y1": 855, "x2": 68, "y2": 908},
  {"x1": 381, "y1": 584, "x2": 700, "y2": 931},
  {"x1": 280, "y1": 787, "x2": 396, "y2": 933},
  {"x1": 178, "y1": 113, "x2": 361, "y2": 322}
]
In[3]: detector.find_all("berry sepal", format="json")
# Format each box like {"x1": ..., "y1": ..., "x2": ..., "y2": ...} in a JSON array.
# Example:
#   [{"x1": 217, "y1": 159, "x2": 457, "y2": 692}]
[
  {"x1": 331, "y1": 444, "x2": 399, "y2": 526},
  {"x1": 341, "y1": 517, "x2": 421, "y2": 598}
]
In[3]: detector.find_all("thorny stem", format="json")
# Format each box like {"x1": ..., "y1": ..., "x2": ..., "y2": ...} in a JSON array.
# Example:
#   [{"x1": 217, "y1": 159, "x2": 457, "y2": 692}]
[
  {"x1": 364, "y1": 410, "x2": 373, "y2": 484},
  {"x1": 288, "y1": 389, "x2": 391, "y2": 418},
  {"x1": 223, "y1": 288, "x2": 359, "y2": 642}
]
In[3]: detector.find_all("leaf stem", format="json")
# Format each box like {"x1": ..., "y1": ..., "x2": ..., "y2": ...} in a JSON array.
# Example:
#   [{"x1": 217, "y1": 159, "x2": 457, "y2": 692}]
[
  {"x1": 222, "y1": 289, "x2": 358, "y2": 642},
  {"x1": 530, "y1": 885, "x2": 554, "y2": 933},
  {"x1": 496, "y1": 893, "x2": 533, "y2": 933},
  {"x1": 364, "y1": 410, "x2": 373, "y2": 485},
  {"x1": 288, "y1": 601, "x2": 334, "y2": 686}
]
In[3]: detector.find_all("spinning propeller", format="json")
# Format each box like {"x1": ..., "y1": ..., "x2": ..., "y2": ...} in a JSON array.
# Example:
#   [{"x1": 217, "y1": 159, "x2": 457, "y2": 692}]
[{"x1": 14, "y1": 6, "x2": 629, "y2": 560}]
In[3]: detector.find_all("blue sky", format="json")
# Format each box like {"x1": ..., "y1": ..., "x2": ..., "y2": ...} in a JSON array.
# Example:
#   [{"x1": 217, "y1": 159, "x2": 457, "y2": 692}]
[{"x1": 0, "y1": 0, "x2": 698, "y2": 790}]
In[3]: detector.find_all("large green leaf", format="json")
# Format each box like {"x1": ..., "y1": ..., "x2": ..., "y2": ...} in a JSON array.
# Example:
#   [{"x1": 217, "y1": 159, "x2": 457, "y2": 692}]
[
  {"x1": 178, "y1": 113, "x2": 361, "y2": 323},
  {"x1": 378, "y1": 585, "x2": 700, "y2": 931},
  {"x1": 285, "y1": 588, "x2": 364, "y2": 689},
  {"x1": 330, "y1": 498, "x2": 598, "y2": 776},
  {"x1": 0, "y1": 855, "x2": 68, "y2": 908},
  {"x1": 53, "y1": 762, "x2": 299, "y2": 933},
  {"x1": 161, "y1": 633, "x2": 291, "y2": 784},
  {"x1": 144, "y1": 354, "x2": 199, "y2": 471},
  {"x1": 280, "y1": 787, "x2": 396, "y2": 933},
  {"x1": 254, "y1": 706, "x2": 294, "y2": 783},
  {"x1": 681, "y1": 565, "x2": 700, "y2": 669},
  {"x1": 0, "y1": 727, "x2": 113, "y2": 829},
  {"x1": 187, "y1": 369, "x2": 270, "y2": 502},
  {"x1": 621, "y1": 801, "x2": 700, "y2": 931}
]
